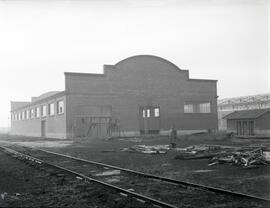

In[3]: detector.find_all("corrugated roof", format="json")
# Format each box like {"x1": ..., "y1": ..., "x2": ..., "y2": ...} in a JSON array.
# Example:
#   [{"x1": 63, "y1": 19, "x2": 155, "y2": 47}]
[{"x1": 224, "y1": 108, "x2": 270, "y2": 119}]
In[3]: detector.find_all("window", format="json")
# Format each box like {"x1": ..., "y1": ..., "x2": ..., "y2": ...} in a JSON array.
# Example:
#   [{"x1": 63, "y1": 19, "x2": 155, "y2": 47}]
[
  {"x1": 26, "y1": 110, "x2": 30, "y2": 119},
  {"x1": 31, "y1": 109, "x2": 35, "y2": 118},
  {"x1": 142, "y1": 109, "x2": 146, "y2": 118},
  {"x1": 41, "y1": 105, "x2": 47, "y2": 117},
  {"x1": 36, "y1": 107, "x2": 40, "y2": 118},
  {"x1": 154, "y1": 108, "x2": 160, "y2": 117},
  {"x1": 18, "y1": 112, "x2": 21, "y2": 120},
  {"x1": 184, "y1": 104, "x2": 195, "y2": 113},
  {"x1": 22, "y1": 111, "x2": 25, "y2": 120},
  {"x1": 48, "y1": 103, "x2": 55, "y2": 116},
  {"x1": 184, "y1": 102, "x2": 211, "y2": 113},
  {"x1": 57, "y1": 100, "x2": 64, "y2": 114},
  {"x1": 199, "y1": 102, "x2": 211, "y2": 113},
  {"x1": 147, "y1": 109, "x2": 150, "y2": 118}
]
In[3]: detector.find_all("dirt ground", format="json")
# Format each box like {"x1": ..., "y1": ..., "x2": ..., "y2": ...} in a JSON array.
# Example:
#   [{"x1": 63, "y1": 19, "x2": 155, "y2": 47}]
[
  {"x1": 0, "y1": 148, "x2": 150, "y2": 208},
  {"x1": 0, "y1": 133, "x2": 270, "y2": 205}
]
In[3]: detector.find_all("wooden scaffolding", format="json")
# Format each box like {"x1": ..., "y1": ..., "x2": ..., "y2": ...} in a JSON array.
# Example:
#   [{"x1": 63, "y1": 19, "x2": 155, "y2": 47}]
[{"x1": 72, "y1": 116, "x2": 120, "y2": 138}]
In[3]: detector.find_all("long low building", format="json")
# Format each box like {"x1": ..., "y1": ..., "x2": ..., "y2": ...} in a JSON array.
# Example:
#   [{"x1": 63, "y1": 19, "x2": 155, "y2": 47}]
[
  {"x1": 10, "y1": 55, "x2": 218, "y2": 139},
  {"x1": 218, "y1": 93, "x2": 270, "y2": 131},
  {"x1": 224, "y1": 109, "x2": 270, "y2": 136}
]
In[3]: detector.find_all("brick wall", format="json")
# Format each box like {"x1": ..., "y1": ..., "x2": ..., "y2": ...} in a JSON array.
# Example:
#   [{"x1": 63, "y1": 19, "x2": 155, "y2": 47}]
[
  {"x1": 65, "y1": 55, "x2": 218, "y2": 137},
  {"x1": 11, "y1": 95, "x2": 67, "y2": 139}
]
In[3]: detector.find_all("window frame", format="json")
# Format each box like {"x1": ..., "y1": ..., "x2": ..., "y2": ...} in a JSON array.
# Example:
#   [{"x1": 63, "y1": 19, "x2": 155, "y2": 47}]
[
  {"x1": 41, "y1": 105, "x2": 47, "y2": 117},
  {"x1": 184, "y1": 102, "x2": 211, "y2": 114},
  {"x1": 30, "y1": 108, "x2": 35, "y2": 119},
  {"x1": 22, "y1": 111, "x2": 25, "y2": 120},
  {"x1": 48, "y1": 103, "x2": 55, "y2": 116},
  {"x1": 36, "y1": 107, "x2": 40, "y2": 118},
  {"x1": 26, "y1": 110, "x2": 30, "y2": 119},
  {"x1": 142, "y1": 109, "x2": 146, "y2": 118},
  {"x1": 57, "y1": 100, "x2": 64, "y2": 115},
  {"x1": 146, "y1": 109, "x2": 151, "y2": 118},
  {"x1": 154, "y1": 107, "x2": 160, "y2": 117}
]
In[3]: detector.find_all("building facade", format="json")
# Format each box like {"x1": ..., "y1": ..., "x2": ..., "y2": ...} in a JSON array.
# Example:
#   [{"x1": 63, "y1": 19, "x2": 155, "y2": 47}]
[{"x1": 10, "y1": 55, "x2": 218, "y2": 139}]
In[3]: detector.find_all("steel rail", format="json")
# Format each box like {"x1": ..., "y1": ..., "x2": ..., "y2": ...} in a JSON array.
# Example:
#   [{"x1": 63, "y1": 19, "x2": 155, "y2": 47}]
[
  {"x1": 0, "y1": 145, "x2": 177, "y2": 208},
  {"x1": 30, "y1": 146, "x2": 270, "y2": 203}
]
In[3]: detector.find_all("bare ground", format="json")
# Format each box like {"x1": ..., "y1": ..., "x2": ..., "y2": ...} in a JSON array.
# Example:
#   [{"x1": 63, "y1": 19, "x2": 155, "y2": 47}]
[
  {"x1": 0, "y1": 148, "x2": 149, "y2": 208},
  {"x1": 0, "y1": 133, "x2": 270, "y2": 206}
]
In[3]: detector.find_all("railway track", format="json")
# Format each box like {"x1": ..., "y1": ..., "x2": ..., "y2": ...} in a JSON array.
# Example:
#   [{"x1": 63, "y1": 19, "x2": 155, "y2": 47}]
[{"x1": 0, "y1": 145, "x2": 269, "y2": 208}]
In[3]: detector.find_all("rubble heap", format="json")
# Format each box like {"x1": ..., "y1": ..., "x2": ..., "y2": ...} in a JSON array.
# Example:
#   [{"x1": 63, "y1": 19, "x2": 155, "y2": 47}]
[
  {"x1": 208, "y1": 147, "x2": 270, "y2": 168},
  {"x1": 174, "y1": 144, "x2": 270, "y2": 169},
  {"x1": 122, "y1": 145, "x2": 170, "y2": 154},
  {"x1": 174, "y1": 144, "x2": 235, "y2": 159}
]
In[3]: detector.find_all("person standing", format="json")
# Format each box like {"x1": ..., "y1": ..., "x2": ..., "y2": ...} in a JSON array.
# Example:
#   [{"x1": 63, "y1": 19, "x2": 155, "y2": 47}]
[{"x1": 169, "y1": 126, "x2": 177, "y2": 148}]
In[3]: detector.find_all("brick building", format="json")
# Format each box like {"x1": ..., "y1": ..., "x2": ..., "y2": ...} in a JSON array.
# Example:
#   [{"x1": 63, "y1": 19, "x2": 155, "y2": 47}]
[{"x1": 10, "y1": 55, "x2": 218, "y2": 139}]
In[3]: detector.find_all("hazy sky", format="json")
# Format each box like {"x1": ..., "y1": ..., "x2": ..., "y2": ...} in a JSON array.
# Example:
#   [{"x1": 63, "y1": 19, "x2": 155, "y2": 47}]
[{"x1": 0, "y1": 0, "x2": 269, "y2": 127}]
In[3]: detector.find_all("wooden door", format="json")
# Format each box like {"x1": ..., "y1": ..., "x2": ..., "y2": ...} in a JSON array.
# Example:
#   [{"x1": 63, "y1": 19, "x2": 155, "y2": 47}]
[
  {"x1": 139, "y1": 106, "x2": 160, "y2": 134},
  {"x1": 243, "y1": 121, "x2": 248, "y2": 135},
  {"x1": 248, "y1": 121, "x2": 254, "y2": 136},
  {"x1": 236, "y1": 121, "x2": 241, "y2": 136},
  {"x1": 41, "y1": 120, "x2": 46, "y2": 137}
]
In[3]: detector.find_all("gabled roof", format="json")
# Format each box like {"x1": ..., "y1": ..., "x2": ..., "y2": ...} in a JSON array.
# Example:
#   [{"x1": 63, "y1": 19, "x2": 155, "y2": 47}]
[{"x1": 224, "y1": 108, "x2": 270, "y2": 120}]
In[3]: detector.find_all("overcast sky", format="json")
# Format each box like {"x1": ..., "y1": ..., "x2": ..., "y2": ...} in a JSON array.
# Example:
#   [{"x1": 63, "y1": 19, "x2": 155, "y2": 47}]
[{"x1": 0, "y1": 0, "x2": 269, "y2": 127}]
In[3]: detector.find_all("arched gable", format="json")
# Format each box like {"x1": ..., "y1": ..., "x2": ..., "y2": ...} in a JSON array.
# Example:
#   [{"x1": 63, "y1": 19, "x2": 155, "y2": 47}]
[{"x1": 114, "y1": 55, "x2": 183, "y2": 72}]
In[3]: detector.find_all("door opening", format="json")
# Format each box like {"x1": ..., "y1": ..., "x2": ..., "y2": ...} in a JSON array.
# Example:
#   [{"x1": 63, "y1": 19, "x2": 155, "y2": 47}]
[
  {"x1": 236, "y1": 120, "x2": 254, "y2": 136},
  {"x1": 139, "y1": 105, "x2": 160, "y2": 134},
  {"x1": 41, "y1": 120, "x2": 46, "y2": 137}
]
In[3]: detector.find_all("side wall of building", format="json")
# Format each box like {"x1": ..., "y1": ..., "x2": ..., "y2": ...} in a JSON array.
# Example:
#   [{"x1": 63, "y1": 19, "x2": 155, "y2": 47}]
[
  {"x1": 218, "y1": 110, "x2": 233, "y2": 131},
  {"x1": 226, "y1": 119, "x2": 237, "y2": 133},
  {"x1": 10, "y1": 95, "x2": 67, "y2": 139},
  {"x1": 256, "y1": 112, "x2": 270, "y2": 130},
  {"x1": 255, "y1": 112, "x2": 270, "y2": 135}
]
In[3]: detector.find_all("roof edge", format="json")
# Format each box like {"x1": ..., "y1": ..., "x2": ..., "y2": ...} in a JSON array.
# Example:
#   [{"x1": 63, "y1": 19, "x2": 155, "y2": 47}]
[
  {"x1": 114, "y1": 55, "x2": 183, "y2": 71},
  {"x1": 11, "y1": 91, "x2": 66, "y2": 112},
  {"x1": 223, "y1": 109, "x2": 270, "y2": 119},
  {"x1": 64, "y1": 72, "x2": 105, "y2": 77},
  {"x1": 188, "y1": 78, "x2": 218, "y2": 82}
]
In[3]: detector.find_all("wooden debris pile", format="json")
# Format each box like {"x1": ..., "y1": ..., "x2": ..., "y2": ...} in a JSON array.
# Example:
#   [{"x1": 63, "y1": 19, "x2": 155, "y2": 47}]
[
  {"x1": 122, "y1": 144, "x2": 170, "y2": 154},
  {"x1": 208, "y1": 148, "x2": 270, "y2": 168},
  {"x1": 174, "y1": 144, "x2": 235, "y2": 159}
]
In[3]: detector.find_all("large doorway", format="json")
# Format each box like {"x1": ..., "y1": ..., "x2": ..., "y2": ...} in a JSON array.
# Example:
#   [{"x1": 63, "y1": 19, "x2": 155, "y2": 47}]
[
  {"x1": 72, "y1": 105, "x2": 118, "y2": 138},
  {"x1": 41, "y1": 120, "x2": 46, "y2": 137},
  {"x1": 139, "y1": 106, "x2": 160, "y2": 134},
  {"x1": 236, "y1": 120, "x2": 254, "y2": 136}
]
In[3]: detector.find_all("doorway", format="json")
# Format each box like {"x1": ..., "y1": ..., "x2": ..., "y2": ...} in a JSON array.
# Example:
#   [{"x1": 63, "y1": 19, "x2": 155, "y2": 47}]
[
  {"x1": 139, "y1": 106, "x2": 160, "y2": 134},
  {"x1": 236, "y1": 120, "x2": 254, "y2": 136},
  {"x1": 41, "y1": 120, "x2": 46, "y2": 137}
]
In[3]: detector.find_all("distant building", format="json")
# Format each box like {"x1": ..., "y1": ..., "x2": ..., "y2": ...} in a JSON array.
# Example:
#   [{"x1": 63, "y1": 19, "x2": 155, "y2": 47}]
[
  {"x1": 10, "y1": 55, "x2": 218, "y2": 139},
  {"x1": 224, "y1": 109, "x2": 270, "y2": 136},
  {"x1": 218, "y1": 94, "x2": 270, "y2": 131}
]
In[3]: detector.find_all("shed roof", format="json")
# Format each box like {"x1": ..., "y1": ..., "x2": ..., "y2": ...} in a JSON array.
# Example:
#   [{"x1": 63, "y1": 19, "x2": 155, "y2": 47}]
[{"x1": 224, "y1": 108, "x2": 270, "y2": 120}]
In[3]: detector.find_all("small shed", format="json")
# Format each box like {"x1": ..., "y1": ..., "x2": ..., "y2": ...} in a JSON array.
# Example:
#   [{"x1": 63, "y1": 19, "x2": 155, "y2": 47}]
[{"x1": 224, "y1": 108, "x2": 270, "y2": 136}]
